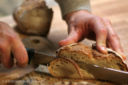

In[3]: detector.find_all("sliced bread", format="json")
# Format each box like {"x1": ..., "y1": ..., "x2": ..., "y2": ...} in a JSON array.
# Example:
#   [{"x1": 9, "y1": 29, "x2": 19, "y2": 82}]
[
  {"x1": 55, "y1": 43, "x2": 128, "y2": 79},
  {"x1": 48, "y1": 57, "x2": 82, "y2": 79}
]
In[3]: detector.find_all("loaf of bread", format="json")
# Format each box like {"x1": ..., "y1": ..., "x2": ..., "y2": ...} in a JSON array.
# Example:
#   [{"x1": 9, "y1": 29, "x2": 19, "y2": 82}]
[
  {"x1": 13, "y1": 0, "x2": 53, "y2": 36},
  {"x1": 49, "y1": 43, "x2": 128, "y2": 79}
]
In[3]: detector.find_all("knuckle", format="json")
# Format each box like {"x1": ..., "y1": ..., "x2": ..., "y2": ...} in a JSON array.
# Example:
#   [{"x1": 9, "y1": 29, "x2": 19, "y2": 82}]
[
  {"x1": 8, "y1": 36, "x2": 15, "y2": 42},
  {"x1": 92, "y1": 16, "x2": 101, "y2": 21},
  {"x1": 91, "y1": 16, "x2": 108, "y2": 32},
  {"x1": 0, "y1": 44, "x2": 8, "y2": 52},
  {"x1": 99, "y1": 28, "x2": 107, "y2": 34},
  {"x1": 68, "y1": 17, "x2": 76, "y2": 25},
  {"x1": 111, "y1": 33, "x2": 120, "y2": 40},
  {"x1": 89, "y1": 16, "x2": 103, "y2": 25},
  {"x1": 116, "y1": 35, "x2": 120, "y2": 41},
  {"x1": 111, "y1": 33, "x2": 116, "y2": 38},
  {"x1": 8, "y1": 34, "x2": 19, "y2": 42},
  {"x1": 73, "y1": 24, "x2": 80, "y2": 28},
  {"x1": 103, "y1": 18, "x2": 111, "y2": 24}
]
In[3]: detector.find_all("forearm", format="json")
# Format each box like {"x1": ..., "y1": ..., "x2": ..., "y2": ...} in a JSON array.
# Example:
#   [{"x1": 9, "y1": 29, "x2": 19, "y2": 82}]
[{"x1": 56, "y1": 0, "x2": 91, "y2": 18}]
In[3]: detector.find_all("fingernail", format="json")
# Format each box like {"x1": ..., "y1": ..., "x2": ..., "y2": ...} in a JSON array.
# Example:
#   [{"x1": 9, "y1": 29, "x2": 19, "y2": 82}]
[
  {"x1": 122, "y1": 56, "x2": 127, "y2": 60},
  {"x1": 100, "y1": 47, "x2": 108, "y2": 54},
  {"x1": 117, "y1": 51, "x2": 126, "y2": 60},
  {"x1": 119, "y1": 54, "x2": 127, "y2": 60}
]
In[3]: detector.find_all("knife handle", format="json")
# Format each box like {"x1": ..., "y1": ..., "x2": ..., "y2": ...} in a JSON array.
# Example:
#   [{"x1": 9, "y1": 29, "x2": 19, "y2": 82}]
[
  {"x1": 11, "y1": 48, "x2": 35, "y2": 64},
  {"x1": 26, "y1": 48, "x2": 35, "y2": 64}
]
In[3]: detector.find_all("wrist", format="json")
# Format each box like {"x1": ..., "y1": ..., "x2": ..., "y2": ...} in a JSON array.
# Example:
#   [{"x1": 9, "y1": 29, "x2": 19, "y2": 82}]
[
  {"x1": 64, "y1": 10, "x2": 91, "y2": 21},
  {"x1": 56, "y1": 0, "x2": 91, "y2": 18}
]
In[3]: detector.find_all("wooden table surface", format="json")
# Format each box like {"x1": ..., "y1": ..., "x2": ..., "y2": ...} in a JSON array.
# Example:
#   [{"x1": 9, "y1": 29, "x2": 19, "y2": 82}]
[{"x1": 0, "y1": 0, "x2": 128, "y2": 83}]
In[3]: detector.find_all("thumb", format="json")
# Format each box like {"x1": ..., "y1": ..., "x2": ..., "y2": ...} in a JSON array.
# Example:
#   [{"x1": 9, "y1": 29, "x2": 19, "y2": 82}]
[{"x1": 59, "y1": 26, "x2": 82, "y2": 46}]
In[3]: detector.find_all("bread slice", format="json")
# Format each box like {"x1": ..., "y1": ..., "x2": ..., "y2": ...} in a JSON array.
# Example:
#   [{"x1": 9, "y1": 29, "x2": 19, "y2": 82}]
[
  {"x1": 48, "y1": 57, "x2": 82, "y2": 79},
  {"x1": 55, "y1": 43, "x2": 128, "y2": 79}
]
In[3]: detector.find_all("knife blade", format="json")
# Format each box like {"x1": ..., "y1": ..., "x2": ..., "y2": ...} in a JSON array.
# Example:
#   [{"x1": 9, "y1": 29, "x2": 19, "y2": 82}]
[
  {"x1": 26, "y1": 48, "x2": 56, "y2": 65},
  {"x1": 83, "y1": 63, "x2": 128, "y2": 84}
]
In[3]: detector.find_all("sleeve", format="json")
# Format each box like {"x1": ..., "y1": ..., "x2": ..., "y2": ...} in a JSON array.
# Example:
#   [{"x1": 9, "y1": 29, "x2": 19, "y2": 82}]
[{"x1": 55, "y1": 0, "x2": 91, "y2": 18}]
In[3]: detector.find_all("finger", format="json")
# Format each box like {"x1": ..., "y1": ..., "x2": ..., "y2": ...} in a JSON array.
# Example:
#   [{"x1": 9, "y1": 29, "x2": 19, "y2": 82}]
[
  {"x1": 12, "y1": 38, "x2": 28, "y2": 67},
  {"x1": 107, "y1": 42, "x2": 112, "y2": 49},
  {"x1": 0, "y1": 57, "x2": 1, "y2": 64},
  {"x1": 59, "y1": 25, "x2": 83, "y2": 46},
  {"x1": 90, "y1": 17, "x2": 108, "y2": 54},
  {"x1": 0, "y1": 41, "x2": 13, "y2": 68},
  {"x1": 103, "y1": 19, "x2": 126, "y2": 60}
]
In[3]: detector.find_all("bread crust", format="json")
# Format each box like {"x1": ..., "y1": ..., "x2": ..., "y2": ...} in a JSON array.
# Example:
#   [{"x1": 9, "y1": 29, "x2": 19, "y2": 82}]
[{"x1": 55, "y1": 43, "x2": 128, "y2": 80}]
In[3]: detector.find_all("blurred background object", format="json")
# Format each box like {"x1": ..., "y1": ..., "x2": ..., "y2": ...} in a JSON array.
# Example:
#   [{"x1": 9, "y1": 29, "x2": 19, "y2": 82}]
[
  {"x1": 13, "y1": 0, "x2": 53, "y2": 36},
  {"x1": 0, "y1": 0, "x2": 57, "y2": 17},
  {"x1": 0, "y1": 0, "x2": 23, "y2": 17}
]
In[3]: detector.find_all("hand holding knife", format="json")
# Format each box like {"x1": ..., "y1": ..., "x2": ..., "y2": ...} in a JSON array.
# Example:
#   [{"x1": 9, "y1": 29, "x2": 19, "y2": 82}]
[{"x1": 19, "y1": 48, "x2": 56, "y2": 65}]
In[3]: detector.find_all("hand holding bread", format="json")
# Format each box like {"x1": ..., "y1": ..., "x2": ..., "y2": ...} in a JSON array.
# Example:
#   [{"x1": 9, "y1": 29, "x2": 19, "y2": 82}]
[{"x1": 59, "y1": 10, "x2": 125, "y2": 60}]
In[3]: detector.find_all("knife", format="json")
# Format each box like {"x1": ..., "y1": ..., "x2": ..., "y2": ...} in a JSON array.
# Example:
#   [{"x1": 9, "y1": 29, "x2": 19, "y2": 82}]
[
  {"x1": 24, "y1": 48, "x2": 56, "y2": 66},
  {"x1": 12, "y1": 48, "x2": 128, "y2": 84},
  {"x1": 83, "y1": 63, "x2": 128, "y2": 84}
]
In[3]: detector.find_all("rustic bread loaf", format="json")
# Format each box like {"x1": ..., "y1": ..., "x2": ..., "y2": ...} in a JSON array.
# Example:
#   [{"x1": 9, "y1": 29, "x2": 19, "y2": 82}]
[
  {"x1": 49, "y1": 43, "x2": 128, "y2": 79},
  {"x1": 13, "y1": 0, "x2": 53, "y2": 36}
]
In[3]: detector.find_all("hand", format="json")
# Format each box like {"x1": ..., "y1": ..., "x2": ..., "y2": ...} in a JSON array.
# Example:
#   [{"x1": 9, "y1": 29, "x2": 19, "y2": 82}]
[
  {"x1": 0, "y1": 22, "x2": 28, "y2": 68},
  {"x1": 59, "y1": 10, "x2": 126, "y2": 60}
]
